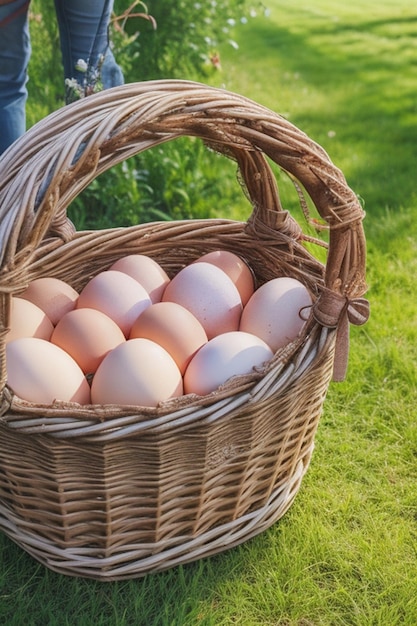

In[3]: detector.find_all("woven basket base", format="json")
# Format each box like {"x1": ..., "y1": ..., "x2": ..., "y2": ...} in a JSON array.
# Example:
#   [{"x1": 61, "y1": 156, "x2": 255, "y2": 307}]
[{"x1": 0, "y1": 453, "x2": 309, "y2": 581}]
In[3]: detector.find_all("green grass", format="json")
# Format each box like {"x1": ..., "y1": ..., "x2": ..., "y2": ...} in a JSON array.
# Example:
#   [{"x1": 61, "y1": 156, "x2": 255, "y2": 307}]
[{"x1": 1, "y1": 1, "x2": 417, "y2": 624}]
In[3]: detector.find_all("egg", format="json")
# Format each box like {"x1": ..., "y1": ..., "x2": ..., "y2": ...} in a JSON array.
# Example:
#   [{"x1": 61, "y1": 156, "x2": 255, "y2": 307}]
[
  {"x1": 184, "y1": 331, "x2": 274, "y2": 396},
  {"x1": 51, "y1": 308, "x2": 126, "y2": 374},
  {"x1": 6, "y1": 337, "x2": 91, "y2": 404},
  {"x1": 91, "y1": 338, "x2": 183, "y2": 407},
  {"x1": 7, "y1": 297, "x2": 54, "y2": 343},
  {"x1": 110, "y1": 254, "x2": 170, "y2": 303},
  {"x1": 77, "y1": 270, "x2": 152, "y2": 337},
  {"x1": 239, "y1": 277, "x2": 313, "y2": 351},
  {"x1": 162, "y1": 262, "x2": 243, "y2": 339},
  {"x1": 194, "y1": 250, "x2": 255, "y2": 305},
  {"x1": 19, "y1": 277, "x2": 79, "y2": 325},
  {"x1": 129, "y1": 301, "x2": 208, "y2": 374}
]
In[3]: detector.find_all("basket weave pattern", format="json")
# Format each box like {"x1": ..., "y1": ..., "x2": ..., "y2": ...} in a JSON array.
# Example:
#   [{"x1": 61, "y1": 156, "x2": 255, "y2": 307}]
[{"x1": 0, "y1": 80, "x2": 368, "y2": 580}]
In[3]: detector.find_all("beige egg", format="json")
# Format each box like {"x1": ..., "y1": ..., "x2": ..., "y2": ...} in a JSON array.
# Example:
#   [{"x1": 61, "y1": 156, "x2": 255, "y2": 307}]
[
  {"x1": 51, "y1": 308, "x2": 126, "y2": 374},
  {"x1": 239, "y1": 277, "x2": 312, "y2": 352},
  {"x1": 91, "y1": 338, "x2": 183, "y2": 407},
  {"x1": 77, "y1": 270, "x2": 152, "y2": 337},
  {"x1": 194, "y1": 250, "x2": 255, "y2": 305},
  {"x1": 184, "y1": 331, "x2": 274, "y2": 396},
  {"x1": 7, "y1": 297, "x2": 54, "y2": 343},
  {"x1": 19, "y1": 277, "x2": 79, "y2": 325},
  {"x1": 6, "y1": 337, "x2": 91, "y2": 404},
  {"x1": 110, "y1": 254, "x2": 170, "y2": 303},
  {"x1": 129, "y1": 301, "x2": 208, "y2": 375},
  {"x1": 162, "y1": 262, "x2": 243, "y2": 339}
]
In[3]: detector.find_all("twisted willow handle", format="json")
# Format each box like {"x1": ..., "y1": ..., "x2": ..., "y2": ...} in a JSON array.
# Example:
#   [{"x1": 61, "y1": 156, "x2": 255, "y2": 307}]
[{"x1": 0, "y1": 80, "x2": 368, "y2": 379}]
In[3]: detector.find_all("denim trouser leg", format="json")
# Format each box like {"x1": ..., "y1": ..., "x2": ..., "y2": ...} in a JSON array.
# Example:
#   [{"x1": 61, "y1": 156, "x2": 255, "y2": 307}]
[
  {"x1": 0, "y1": 0, "x2": 124, "y2": 155},
  {"x1": 54, "y1": 0, "x2": 124, "y2": 101},
  {"x1": 0, "y1": 0, "x2": 31, "y2": 155}
]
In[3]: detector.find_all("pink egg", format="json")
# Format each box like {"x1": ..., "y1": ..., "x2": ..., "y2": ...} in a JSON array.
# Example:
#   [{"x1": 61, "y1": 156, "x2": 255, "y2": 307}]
[
  {"x1": 51, "y1": 308, "x2": 126, "y2": 374},
  {"x1": 184, "y1": 331, "x2": 274, "y2": 396},
  {"x1": 7, "y1": 297, "x2": 54, "y2": 343},
  {"x1": 239, "y1": 277, "x2": 312, "y2": 351},
  {"x1": 194, "y1": 250, "x2": 255, "y2": 305},
  {"x1": 6, "y1": 337, "x2": 91, "y2": 404},
  {"x1": 129, "y1": 301, "x2": 208, "y2": 375},
  {"x1": 110, "y1": 254, "x2": 170, "y2": 303},
  {"x1": 19, "y1": 277, "x2": 79, "y2": 325},
  {"x1": 77, "y1": 270, "x2": 152, "y2": 337},
  {"x1": 91, "y1": 338, "x2": 183, "y2": 407},
  {"x1": 162, "y1": 262, "x2": 243, "y2": 339}
]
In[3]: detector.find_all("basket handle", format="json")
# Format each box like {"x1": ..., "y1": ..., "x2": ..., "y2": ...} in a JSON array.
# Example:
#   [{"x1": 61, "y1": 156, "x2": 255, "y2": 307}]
[{"x1": 0, "y1": 80, "x2": 368, "y2": 379}]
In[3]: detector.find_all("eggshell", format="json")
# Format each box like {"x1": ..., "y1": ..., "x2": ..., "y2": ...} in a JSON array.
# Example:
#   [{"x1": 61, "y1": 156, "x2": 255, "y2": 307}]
[
  {"x1": 184, "y1": 331, "x2": 274, "y2": 396},
  {"x1": 19, "y1": 277, "x2": 79, "y2": 325},
  {"x1": 239, "y1": 277, "x2": 312, "y2": 351},
  {"x1": 7, "y1": 297, "x2": 54, "y2": 343},
  {"x1": 110, "y1": 254, "x2": 170, "y2": 303},
  {"x1": 91, "y1": 338, "x2": 183, "y2": 407},
  {"x1": 51, "y1": 308, "x2": 126, "y2": 374},
  {"x1": 129, "y1": 301, "x2": 208, "y2": 374},
  {"x1": 194, "y1": 250, "x2": 255, "y2": 305},
  {"x1": 6, "y1": 337, "x2": 91, "y2": 404},
  {"x1": 162, "y1": 262, "x2": 243, "y2": 339},
  {"x1": 77, "y1": 270, "x2": 152, "y2": 337}
]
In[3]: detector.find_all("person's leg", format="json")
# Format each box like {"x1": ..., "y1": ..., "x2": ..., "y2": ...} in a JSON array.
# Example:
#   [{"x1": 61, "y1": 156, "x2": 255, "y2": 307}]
[
  {"x1": 0, "y1": 0, "x2": 31, "y2": 155},
  {"x1": 101, "y1": 47, "x2": 124, "y2": 91},
  {"x1": 53, "y1": 0, "x2": 123, "y2": 103}
]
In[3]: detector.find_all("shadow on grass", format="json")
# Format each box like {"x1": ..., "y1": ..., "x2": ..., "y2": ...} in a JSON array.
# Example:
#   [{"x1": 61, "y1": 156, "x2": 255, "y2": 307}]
[{"x1": 0, "y1": 531, "x2": 263, "y2": 625}]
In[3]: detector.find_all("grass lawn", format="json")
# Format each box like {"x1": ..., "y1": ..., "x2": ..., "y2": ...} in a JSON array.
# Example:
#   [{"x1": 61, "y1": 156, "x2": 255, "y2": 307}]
[{"x1": 1, "y1": 0, "x2": 417, "y2": 624}]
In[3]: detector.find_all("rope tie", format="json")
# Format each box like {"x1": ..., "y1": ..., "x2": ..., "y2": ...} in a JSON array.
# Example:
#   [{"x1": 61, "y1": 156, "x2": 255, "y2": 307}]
[
  {"x1": 325, "y1": 201, "x2": 366, "y2": 230},
  {"x1": 248, "y1": 208, "x2": 304, "y2": 241},
  {"x1": 313, "y1": 286, "x2": 370, "y2": 381}
]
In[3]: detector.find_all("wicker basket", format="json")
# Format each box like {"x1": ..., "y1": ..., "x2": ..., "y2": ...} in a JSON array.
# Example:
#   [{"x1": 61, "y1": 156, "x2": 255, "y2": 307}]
[{"x1": 0, "y1": 80, "x2": 369, "y2": 580}]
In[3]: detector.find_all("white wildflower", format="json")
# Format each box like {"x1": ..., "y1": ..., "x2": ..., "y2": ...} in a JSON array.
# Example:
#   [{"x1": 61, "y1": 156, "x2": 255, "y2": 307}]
[
  {"x1": 65, "y1": 78, "x2": 79, "y2": 90},
  {"x1": 75, "y1": 59, "x2": 88, "y2": 73}
]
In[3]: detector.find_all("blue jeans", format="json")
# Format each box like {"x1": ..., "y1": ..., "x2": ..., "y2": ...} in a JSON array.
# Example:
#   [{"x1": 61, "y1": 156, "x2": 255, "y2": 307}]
[{"x1": 0, "y1": 0, "x2": 124, "y2": 155}]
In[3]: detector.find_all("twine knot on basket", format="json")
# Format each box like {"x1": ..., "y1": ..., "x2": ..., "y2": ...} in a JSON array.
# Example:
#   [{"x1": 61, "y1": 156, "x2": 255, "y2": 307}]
[
  {"x1": 247, "y1": 207, "x2": 304, "y2": 242},
  {"x1": 313, "y1": 286, "x2": 370, "y2": 381}
]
